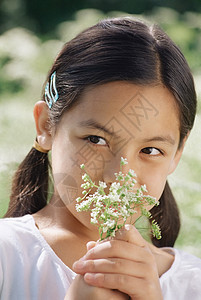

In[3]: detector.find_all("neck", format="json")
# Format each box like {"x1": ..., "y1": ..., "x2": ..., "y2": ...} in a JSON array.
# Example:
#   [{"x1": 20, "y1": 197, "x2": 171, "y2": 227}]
[
  {"x1": 33, "y1": 195, "x2": 100, "y2": 241},
  {"x1": 32, "y1": 202, "x2": 100, "y2": 268}
]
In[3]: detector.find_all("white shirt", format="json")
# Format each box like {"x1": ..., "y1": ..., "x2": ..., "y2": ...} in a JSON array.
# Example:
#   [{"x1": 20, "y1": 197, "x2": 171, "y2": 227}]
[
  {"x1": 0, "y1": 215, "x2": 76, "y2": 299},
  {"x1": 0, "y1": 215, "x2": 201, "y2": 299},
  {"x1": 160, "y1": 247, "x2": 201, "y2": 299}
]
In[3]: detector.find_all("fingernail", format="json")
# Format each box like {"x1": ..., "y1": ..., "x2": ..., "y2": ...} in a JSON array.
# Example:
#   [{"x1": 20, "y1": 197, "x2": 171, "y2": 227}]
[
  {"x1": 78, "y1": 254, "x2": 87, "y2": 261},
  {"x1": 86, "y1": 241, "x2": 96, "y2": 251},
  {"x1": 84, "y1": 273, "x2": 95, "y2": 281}
]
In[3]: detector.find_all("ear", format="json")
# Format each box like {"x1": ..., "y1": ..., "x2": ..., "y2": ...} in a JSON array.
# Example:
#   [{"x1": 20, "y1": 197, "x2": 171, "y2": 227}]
[
  {"x1": 33, "y1": 101, "x2": 52, "y2": 151},
  {"x1": 168, "y1": 136, "x2": 188, "y2": 175}
]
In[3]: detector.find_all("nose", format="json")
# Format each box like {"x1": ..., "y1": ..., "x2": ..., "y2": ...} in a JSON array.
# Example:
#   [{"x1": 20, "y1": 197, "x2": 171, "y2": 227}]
[
  {"x1": 102, "y1": 157, "x2": 119, "y2": 184},
  {"x1": 103, "y1": 154, "x2": 136, "y2": 185}
]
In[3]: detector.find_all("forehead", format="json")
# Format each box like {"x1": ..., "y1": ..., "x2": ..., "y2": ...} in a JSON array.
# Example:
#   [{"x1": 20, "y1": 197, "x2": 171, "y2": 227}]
[{"x1": 60, "y1": 81, "x2": 180, "y2": 141}]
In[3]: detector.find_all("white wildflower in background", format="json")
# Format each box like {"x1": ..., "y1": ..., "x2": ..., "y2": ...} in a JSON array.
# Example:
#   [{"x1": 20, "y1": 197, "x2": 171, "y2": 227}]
[{"x1": 76, "y1": 157, "x2": 161, "y2": 240}]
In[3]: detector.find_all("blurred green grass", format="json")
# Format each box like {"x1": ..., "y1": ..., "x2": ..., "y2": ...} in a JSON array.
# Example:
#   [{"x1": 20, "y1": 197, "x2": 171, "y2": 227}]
[{"x1": 0, "y1": 8, "x2": 201, "y2": 257}]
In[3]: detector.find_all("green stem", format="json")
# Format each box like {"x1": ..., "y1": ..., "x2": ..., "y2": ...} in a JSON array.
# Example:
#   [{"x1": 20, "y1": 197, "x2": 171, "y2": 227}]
[
  {"x1": 133, "y1": 215, "x2": 142, "y2": 225},
  {"x1": 81, "y1": 187, "x2": 93, "y2": 201}
]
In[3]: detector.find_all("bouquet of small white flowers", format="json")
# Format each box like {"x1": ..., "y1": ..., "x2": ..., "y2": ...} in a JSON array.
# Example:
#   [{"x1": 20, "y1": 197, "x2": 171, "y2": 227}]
[{"x1": 76, "y1": 157, "x2": 161, "y2": 240}]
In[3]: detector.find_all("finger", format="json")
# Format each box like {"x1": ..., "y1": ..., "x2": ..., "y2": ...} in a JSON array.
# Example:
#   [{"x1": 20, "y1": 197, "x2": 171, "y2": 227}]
[
  {"x1": 73, "y1": 257, "x2": 156, "y2": 279},
  {"x1": 86, "y1": 241, "x2": 97, "y2": 251},
  {"x1": 66, "y1": 274, "x2": 129, "y2": 300},
  {"x1": 84, "y1": 272, "x2": 162, "y2": 299},
  {"x1": 78, "y1": 240, "x2": 153, "y2": 264}
]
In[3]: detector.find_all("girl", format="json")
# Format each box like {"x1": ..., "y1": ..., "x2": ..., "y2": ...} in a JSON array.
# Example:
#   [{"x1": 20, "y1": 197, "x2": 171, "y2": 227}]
[{"x1": 1, "y1": 17, "x2": 201, "y2": 299}]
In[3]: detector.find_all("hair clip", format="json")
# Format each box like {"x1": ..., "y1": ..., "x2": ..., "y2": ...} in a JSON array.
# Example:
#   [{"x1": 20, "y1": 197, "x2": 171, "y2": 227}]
[{"x1": 45, "y1": 71, "x2": 59, "y2": 109}]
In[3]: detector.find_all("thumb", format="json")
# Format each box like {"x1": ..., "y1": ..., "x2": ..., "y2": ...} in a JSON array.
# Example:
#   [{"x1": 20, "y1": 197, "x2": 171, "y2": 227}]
[
  {"x1": 86, "y1": 241, "x2": 97, "y2": 251},
  {"x1": 114, "y1": 224, "x2": 146, "y2": 247}
]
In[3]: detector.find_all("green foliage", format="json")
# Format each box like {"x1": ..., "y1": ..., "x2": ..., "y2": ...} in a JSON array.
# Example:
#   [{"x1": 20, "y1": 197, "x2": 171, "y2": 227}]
[
  {"x1": 0, "y1": 78, "x2": 24, "y2": 94},
  {"x1": 0, "y1": 56, "x2": 24, "y2": 94},
  {"x1": 1, "y1": 0, "x2": 201, "y2": 34},
  {"x1": 148, "y1": 7, "x2": 201, "y2": 72}
]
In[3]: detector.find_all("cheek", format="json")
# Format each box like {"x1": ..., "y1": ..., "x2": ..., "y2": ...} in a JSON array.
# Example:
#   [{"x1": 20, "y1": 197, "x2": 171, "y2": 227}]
[
  {"x1": 67, "y1": 201, "x2": 95, "y2": 229},
  {"x1": 51, "y1": 145, "x2": 107, "y2": 207},
  {"x1": 143, "y1": 172, "x2": 168, "y2": 202},
  {"x1": 53, "y1": 172, "x2": 81, "y2": 206},
  {"x1": 51, "y1": 149, "x2": 82, "y2": 206}
]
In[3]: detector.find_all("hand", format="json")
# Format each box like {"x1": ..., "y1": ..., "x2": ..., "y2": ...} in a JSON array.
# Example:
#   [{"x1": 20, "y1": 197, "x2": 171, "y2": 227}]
[
  {"x1": 73, "y1": 225, "x2": 163, "y2": 300},
  {"x1": 64, "y1": 274, "x2": 129, "y2": 300}
]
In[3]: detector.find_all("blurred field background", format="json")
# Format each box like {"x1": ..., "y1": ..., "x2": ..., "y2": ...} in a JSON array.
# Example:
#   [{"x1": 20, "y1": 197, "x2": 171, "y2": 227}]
[{"x1": 0, "y1": 0, "x2": 201, "y2": 257}]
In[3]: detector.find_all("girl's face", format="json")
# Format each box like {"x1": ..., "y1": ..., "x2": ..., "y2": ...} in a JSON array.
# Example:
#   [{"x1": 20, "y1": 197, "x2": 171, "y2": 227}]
[{"x1": 46, "y1": 81, "x2": 184, "y2": 230}]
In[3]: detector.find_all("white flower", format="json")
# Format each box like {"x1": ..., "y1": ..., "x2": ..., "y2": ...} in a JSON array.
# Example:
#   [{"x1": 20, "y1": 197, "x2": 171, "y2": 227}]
[
  {"x1": 110, "y1": 230, "x2": 116, "y2": 237},
  {"x1": 91, "y1": 218, "x2": 98, "y2": 224},
  {"x1": 76, "y1": 197, "x2": 82, "y2": 203},
  {"x1": 110, "y1": 182, "x2": 121, "y2": 191},
  {"x1": 108, "y1": 193, "x2": 121, "y2": 203},
  {"x1": 81, "y1": 182, "x2": 91, "y2": 189},
  {"x1": 95, "y1": 199, "x2": 104, "y2": 208},
  {"x1": 76, "y1": 197, "x2": 93, "y2": 211},
  {"x1": 115, "y1": 171, "x2": 124, "y2": 181},
  {"x1": 105, "y1": 207, "x2": 118, "y2": 218},
  {"x1": 82, "y1": 173, "x2": 89, "y2": 182},
  {"x1": 76, "y1": 157, "x2": 161, "y2": 241},
  {"x1": 102, "y1": 219, "x2": 116, "y2": 232},
  {"x1": 128, "y1": 208, "x2": 137, "y2": 215},
  {"x1": 120, "y1": 205, "x2": 130, "y2": 218},
  {"x1": 140, "y1": 184, "x2": 147, "y2": 193},
  {"x1": 120, "y1": 157, "x2": 128, "y2": 165},
  {"x1": 99, "y1": 181, "x2": 107, "y2": 189},
  {"x1": 128, "y1": 169, "x2": 136, "y2": 178},
  {"x1": 91, "y1": 206, "x2": 101, "y2": 216}
]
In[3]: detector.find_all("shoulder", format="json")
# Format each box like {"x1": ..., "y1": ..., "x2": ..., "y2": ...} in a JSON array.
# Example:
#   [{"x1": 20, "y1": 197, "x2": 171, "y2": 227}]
[
  {"x1": 177, "y1": 248, "x2": 201, "y2": 265},
  {"x1": 161, "y1": 247, "x2": 201, "y2": 271},
  {"x1": 173, "y1": 248, "x2": 201, "y2": 271},
  {"x1": 0, "y1": 215, "x2": 35, "y2": 237},
  {"x1": 0, "y1": 215, "x2": 75, "y2": 298},
  {"x1": 160, "y1": 248, "x2": 201, "y2": 299},
  {"x1": 0, "y1": 215, "x2": 38, "y2": 282},
  {"x1": 0, "y1": 215, "x2": 36, "y2": 253}
]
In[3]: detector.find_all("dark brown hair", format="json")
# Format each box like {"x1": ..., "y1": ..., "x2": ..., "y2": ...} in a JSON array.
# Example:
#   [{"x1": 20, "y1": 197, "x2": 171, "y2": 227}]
[{"x1": 5, "y1": 17, "x2": 197, "y2": 247}]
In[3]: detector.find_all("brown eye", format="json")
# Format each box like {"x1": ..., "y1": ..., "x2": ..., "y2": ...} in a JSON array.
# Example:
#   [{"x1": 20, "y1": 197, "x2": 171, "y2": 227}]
[
  {"x1": 141, "y1": 147, "x2": 161, "y2": 156},
  {"x1": 88, "y1": 135, "x2": 107, "y2": 145}
]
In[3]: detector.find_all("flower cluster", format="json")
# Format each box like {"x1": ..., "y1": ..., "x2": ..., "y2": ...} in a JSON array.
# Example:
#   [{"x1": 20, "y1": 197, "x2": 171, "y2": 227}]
[{"x1": 76, "y1": 157, "x2": 161, "y2": 240}]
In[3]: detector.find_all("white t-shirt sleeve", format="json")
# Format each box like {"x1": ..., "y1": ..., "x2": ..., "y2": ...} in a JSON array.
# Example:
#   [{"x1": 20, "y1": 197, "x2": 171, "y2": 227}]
[
  {"x1": 160, "y1": 248, "x2": 201, "y2": 300},
  {"x1": 0, "y1": 215, "x2": 76, "y2": 300},
  {"x1": 0, "y1": 255, "x2": 2, "y2": 294}
]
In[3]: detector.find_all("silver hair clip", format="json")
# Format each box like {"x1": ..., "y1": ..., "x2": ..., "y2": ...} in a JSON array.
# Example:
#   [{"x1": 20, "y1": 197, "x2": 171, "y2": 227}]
[{"x1": 45, "y1": 71, "x2": 59, "y2": 109}]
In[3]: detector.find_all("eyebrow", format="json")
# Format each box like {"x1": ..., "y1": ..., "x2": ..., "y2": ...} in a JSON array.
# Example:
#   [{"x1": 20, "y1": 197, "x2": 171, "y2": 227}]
[
  {"x1": 141, "y1": 136, "x2": 176, "y2": 146},
  {"x1": 78, "y1": 120, "x2": 176, "y2": 145},
  {"x1": 78, "y1": 119, "x2": 117, "y2": 137}
]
